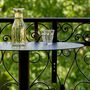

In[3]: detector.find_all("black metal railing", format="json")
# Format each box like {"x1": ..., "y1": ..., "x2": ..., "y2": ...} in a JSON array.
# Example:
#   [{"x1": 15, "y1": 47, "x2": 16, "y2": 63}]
[{"x1": 0, "y1": 18, "x2": 90, "y2": 90}]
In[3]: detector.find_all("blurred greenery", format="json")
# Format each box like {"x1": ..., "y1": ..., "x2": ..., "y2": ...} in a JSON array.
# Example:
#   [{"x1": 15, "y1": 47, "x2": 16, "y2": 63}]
[
  {"x1": 0, "y1": 0, "x2": 90, "y2": 90},
  {"x1": 0, "y1": 0, "x2": 90, "y2": 17}
]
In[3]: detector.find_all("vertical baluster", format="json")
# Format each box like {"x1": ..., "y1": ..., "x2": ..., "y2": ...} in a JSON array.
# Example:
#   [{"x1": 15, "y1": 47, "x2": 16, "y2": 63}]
[
  {"x1": 52, "y1": 21, "x2": 57, "y2": 83},
  {"x1": 19, "y1": 51, "x2": 29, "y2": 90},
  {"x1": 34, "y1": 22, "x2": 39, "y2": 42}
]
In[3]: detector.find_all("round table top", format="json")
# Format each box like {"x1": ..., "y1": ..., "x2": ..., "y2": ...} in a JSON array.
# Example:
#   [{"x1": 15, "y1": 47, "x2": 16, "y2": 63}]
[{"x1": 0, "y1": 42, "x2": 84, "y2": 51}]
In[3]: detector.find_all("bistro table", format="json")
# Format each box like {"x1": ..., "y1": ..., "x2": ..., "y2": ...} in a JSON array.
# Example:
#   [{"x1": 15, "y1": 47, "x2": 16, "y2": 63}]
[{"x1": 0, "y1": 42, "x2": 84, "y2": 90}]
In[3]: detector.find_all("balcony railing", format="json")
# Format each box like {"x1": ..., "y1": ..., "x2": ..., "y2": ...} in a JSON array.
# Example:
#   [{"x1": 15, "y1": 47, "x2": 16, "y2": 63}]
[{"x1": 0, "y1": 18, "x2": 90, "y2": 90}]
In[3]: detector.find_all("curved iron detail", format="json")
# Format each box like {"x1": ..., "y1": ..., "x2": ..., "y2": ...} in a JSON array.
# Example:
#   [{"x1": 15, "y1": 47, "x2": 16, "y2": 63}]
[
  {"x1": 0, "y1": 23, "x2": 12, "y2": 42},
  {"x1": 26, "y1": 23, "x2": 35, "y2": 41},
  {"x1": 57, "y1": 23, "x2": 73, "y2": 42},
  {"x1": 57, "y1": 73, "x2": 62, "y2": 86},
  {"x1": 30, "y1": 51, "x2": 50, "y2": 89},
  {"x1": 84, "y1": 53, "x2": 90, "y2": 65},
  {"x1": 61, "y1": 49, "x2": 72, "y2": 57},
  {"x1": 30, "y1": 81, "x2": 50, "y2": 90},
  {"x1": 57, "y1": 23, "x2": 90, "y2": 42},
  {"x1": 1, "y1": 51, "x2": 18, "y2": 84},
  {"x1": 75, "y1": 49, "x2": 90, "y2": 81},
  {"x1": 0, "y1": 51, "x2": 5, "y2": 64},
  {"x1": 3, "y1": 35, "x2": 11, "y2": 42},
  {"x1": 0, "y1": 51, "x2": 4, "y2": 64},
  {"x1": 0, "y1": 81, "x2": 18, "y2": 90},
  {"x1": 11, "y1": 52, "x2": 19, "y2": 63},
  {"x1": 26, "y1": 23, "x2": 34, "y2": 31},
  {"x1": 74, "y1": 33, "x2": 82, "y2": 41},
  {"x1": 61, "y1": 23, "x2": 73, "y2": 33},
  {"x1": 38, "y1": 23, "x2": 50, "y2": 30},
  {"x1": 0, "y1": 23, "x2": 11, "y2": 34},
  {"x1": 57, "y1": 50, "x2": 62, "y2": 56},
  {"x1": 76, "y1": 58, "x2": 90, "y2": 81},
  {"x1": 31, "y1": 31, "x2": 41, "y2": 42},
  {"x1": 74, "y1": 81, "x2": 90, "y2": 90},
  {"x1": 56, "y1": 49, "x2": 76, "y2": 90},
  {"x1": 29, "y1": 51, "x2": 41, "y2": 63},
  {"x1": 73, "y1": 23, "x2": 90, "y2": 42},
  {"x1": 74, "y1": 30, "x2": 90, "y2": 42},
  {"x1": 26, "y1": 23, "x2": 51, "y2": 42},
  {"x1": 63, "y1": 50, "x2": 76, "y2": 86},
  {"x1": 82, "y1": 31, "x2": 90, "y2": 42},
  {"x1": 57, "y1": 47, "x2": 90, "y2": 90},
  {"x1": 26, "y1": 23, "x2": 50, "y2": 42}
]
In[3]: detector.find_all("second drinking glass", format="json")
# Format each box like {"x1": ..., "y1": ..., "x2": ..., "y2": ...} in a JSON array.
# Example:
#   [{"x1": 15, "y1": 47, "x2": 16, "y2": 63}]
[{"x1": 42, "y1": 30, "x2": 54, "y2": 45}]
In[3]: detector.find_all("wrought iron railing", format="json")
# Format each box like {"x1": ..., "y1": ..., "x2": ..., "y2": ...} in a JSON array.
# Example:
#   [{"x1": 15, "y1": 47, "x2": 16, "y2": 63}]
[{"x1": 0, "y1": 18, "x2": 90, "y2": 90}]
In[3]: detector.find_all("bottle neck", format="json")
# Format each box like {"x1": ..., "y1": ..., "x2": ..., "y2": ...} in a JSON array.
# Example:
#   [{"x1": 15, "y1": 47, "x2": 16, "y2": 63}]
[{"x1": 14, "y1": 12, "x2": 23, "y2": 19}]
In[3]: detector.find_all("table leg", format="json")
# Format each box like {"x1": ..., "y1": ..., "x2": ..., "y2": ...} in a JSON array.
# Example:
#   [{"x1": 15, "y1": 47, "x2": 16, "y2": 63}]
[
  {"x1": 19, "y1": 51, "x2": 29, "y2": 90},
  {"x1": 52, "y1": 50, "x2": 57, "y2": 83}
]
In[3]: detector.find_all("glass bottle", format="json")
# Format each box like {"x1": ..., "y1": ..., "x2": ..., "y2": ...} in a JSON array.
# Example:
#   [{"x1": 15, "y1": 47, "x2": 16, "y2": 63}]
[{"x1": 11, "y1": 8, "x2": 26, "y2": 46}]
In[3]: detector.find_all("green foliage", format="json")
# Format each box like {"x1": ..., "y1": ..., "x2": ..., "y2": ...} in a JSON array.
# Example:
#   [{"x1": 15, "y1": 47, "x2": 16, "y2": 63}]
[
  {"x1": 0, "y1": 0, "x2": 90, "y2": 90},
  {"x1": 0, "y1": 72, "x2": 12, "y2": 90},
  {"x1": 0, "y1": 0, "x2": 90, "y2": 17}
]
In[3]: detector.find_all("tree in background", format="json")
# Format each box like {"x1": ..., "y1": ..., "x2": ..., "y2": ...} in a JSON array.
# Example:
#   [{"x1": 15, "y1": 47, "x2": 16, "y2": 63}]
[
  {"x1": 0, "y1": 0, "x2": 90, "y2": 17},
  {"x1": 0, "y1": 0, "x2": 90, "y2": 90}
]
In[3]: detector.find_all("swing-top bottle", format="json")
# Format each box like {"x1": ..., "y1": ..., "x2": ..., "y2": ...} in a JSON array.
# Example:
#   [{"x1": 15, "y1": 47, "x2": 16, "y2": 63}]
[{"x1": 11, "y1": 8, "x2": 26, "y2": 46}]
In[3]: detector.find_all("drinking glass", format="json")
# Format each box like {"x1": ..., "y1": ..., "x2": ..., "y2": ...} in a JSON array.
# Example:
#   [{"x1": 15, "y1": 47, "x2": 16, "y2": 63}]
[{"x1": 42, "y1": 30, "x2": 54, "y2": 45}]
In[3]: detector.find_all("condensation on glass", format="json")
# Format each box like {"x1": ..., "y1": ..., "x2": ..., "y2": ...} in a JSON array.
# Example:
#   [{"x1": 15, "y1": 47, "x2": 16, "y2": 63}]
[{"x1": 11, "y1": 8, "x2": 26, "y2": 46}]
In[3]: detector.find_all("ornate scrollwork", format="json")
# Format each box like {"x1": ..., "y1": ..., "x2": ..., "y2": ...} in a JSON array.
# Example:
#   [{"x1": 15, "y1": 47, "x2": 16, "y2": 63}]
[
  {"x1": 62, "y1": 23, "x2": 72, "y2": 33},
  {"x1": 75, "y1": 49, "x2": 90, "y2": 81},
  {"x1": 1, "y1": 51, "x2": 18, "y2": 83},
  {"x1": 0, "y1": 81, "x2": 18, "y2": 90},
  {"x1": 84, "y1": 54, "x2": 90, "y2": 65},
  {"x1": 0, "y1": 23, "x2": 11, "y2": 34},
  {"x1": 62, "y1": 49, "x2": 72, "y2": 57},
  {"x1": 74, "y1": 23, "x2": 90, "y2": 42},
  {"x1": 63, "y1": 56, "x2": 75, "y2": 86},
  {"x1": 74, "y1": 81, "x2": 90, "y2": 90},
  {"x1": 29, "y1": 52, "x2": 41, "y2": 63},
  {"x1": 57, "y1": 23, "x2": 90, "y2": 42},
  {"x1": 31, "y1": 31, "x2": 41, "y2": 42},
  {"x1": 26, "y1": 23, "x2": 50, "y2": 42},
  {"x1": 38, "y1": 23, "x2": 50, "y2": 30},
  {"x1": 12, "y1": 52, "x2": 19, "y2": 63},
  {"x1": 82, "y1": 31, "x2": 90, "y2": 42},
  {"x1": 74, "y1": 34, "x2": 82, "y2": 41},
  {"x1": 57, "y1": 23, "x2": 73, "y2": 42},
  {"x1": 0, "y1": 51, "x2": 19, "y2": 90},
  {"x1": 30, "y1": 81, "x2": 50, "y2": 89},
  {"x1": 26, "y1": 23, "x2": 41, "y2": 42},
  {"x1": 3, "y1": 35, "x2": 11, "y2": 42},
  {"x1": 57, "y1": 49, "x2": 72, "y2": 57},
  {"x1": 57, "y1": 49, "x2": 76, "y2": 89},
  {"x1": 26, "y1": 23, "x2": 35, "y2": 41},
  {"x1": 0, "y1": 23, "x2": 12, "y2": 42},
  {"x1": 30, "y1": 51, "x2": 50, "y2": 89},
  {"x1": 74, "y1": 30, "x2": 90, "y2": 42}
]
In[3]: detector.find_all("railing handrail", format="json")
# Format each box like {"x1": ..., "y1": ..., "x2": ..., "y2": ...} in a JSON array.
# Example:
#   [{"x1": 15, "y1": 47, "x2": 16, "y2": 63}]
[{"x1": 0, "y1": 17, "x2": 90, "y2": 23}]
